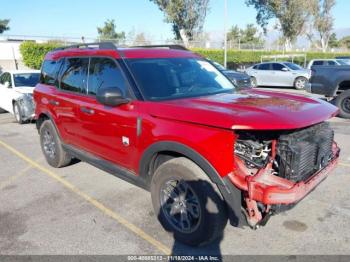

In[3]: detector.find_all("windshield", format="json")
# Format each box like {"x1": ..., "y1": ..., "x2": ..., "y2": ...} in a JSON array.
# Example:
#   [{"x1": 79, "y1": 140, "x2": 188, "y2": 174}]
[
  {"x1": 14, "y1": 73, "x2": 40, "y2": 87},
  {"x1": 336, "y1": 59, "x2": 350, "y2": 65},
  {"x1": 283, "y1": 62, "x2": 303, "y2": 70},
  {"x1": 127, "y1": 58, "x2": 235, "y2": 101}
]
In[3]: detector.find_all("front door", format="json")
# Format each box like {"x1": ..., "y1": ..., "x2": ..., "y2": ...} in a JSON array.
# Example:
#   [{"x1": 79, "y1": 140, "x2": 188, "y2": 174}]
[{"x1": 75, "y1": 57, "x2": 138, "y2": 170}]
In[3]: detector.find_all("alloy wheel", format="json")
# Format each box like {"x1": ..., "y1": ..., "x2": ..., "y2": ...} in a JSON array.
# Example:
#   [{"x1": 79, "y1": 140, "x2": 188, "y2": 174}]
[
  {"x1": 160, "y1": 179, "x2": 201, "y2": 233},
  {"x1": 43, "y1": 130, "x2": 56, "y2": 159}
]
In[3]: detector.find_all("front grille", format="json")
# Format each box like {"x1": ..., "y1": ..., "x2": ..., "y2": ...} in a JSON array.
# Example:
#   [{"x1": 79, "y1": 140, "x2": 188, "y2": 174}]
[{"x1": 276, "y1": 122, "x2": 334, "y2": 182}]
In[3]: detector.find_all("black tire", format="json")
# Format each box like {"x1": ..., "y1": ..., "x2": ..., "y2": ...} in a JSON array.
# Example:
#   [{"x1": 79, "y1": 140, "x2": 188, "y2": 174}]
[
  {"x1": 13, "y1": 102, "x2": 25, "y2": 124},
  {"x1": 39, "y1": 120, "x2": 71, "y2": 168},
  {"x1": 294, "y1": 76, "x2": 308, "y2": 90},
  {"x1": 151, "y1": 157, "x2": 228, "y2": 246},
  {"x1": 334, "y1": 90, "x2": 350, "y2": 119},
  {"x1": 251, "y1": 76, "x2": 257, "y2": 87}
]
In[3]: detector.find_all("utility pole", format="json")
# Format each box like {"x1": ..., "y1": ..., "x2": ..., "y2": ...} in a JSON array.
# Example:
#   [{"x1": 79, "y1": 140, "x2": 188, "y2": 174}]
[{"x1": 224, "y1": 0, "x2": 228, "y2": 68}]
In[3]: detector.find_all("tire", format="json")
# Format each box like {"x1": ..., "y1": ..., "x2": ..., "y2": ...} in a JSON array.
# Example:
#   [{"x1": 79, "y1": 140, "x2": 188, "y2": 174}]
[
  {"x1": 251, "y1": 76, "x2": 257, "y2": 87},
  {"x1": 39, "y1": 120, "x2": 71, "y2": 168},
  {"x1": 0, "y1": 108, "x2": 6, "y2": 113},
  {"x1": 13, "y1": 102, "x2": 25, "y2": 124},
  {"x1": 294, "y1": 76, "x2": 308, "y2": 90},
  {"x1": 151, "y1": 157, "x2": 228, "y2": 246},
  {"x1": 334, "y1": 90, "x2": 350, "y2": 119}
]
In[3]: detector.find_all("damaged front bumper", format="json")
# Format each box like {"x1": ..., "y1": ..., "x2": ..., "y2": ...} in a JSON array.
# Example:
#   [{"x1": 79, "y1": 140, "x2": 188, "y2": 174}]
[
  {"x1": 16, "y1": 94, "x2": 35, "y2": 121},
  {"x1": 229, "y1": 142, "x2": 340, "y2": 228}
]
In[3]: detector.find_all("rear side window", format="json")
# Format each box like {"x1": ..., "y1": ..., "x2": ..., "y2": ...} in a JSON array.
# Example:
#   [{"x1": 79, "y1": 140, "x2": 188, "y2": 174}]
[
  {"x1": 40, "y1": 60, "x2": 61, "y2": 85},
  {"x1": 258, "y1": 63, "x2": 270, "y2": 70},
  {"x1": 88, "y1": 57, "x2": 127, "y2": 96},
  {"x1": 327, "y1": 61, "x2": 336, "y2": 65},
  {"x1": 60, "y1": 58, "x2": 89, "y2": 93}
]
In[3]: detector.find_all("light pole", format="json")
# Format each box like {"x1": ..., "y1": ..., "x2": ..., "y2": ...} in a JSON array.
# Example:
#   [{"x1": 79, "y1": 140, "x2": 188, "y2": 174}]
[{"x1": 224, "y1": 0, "x2": 228, "y2": 68}]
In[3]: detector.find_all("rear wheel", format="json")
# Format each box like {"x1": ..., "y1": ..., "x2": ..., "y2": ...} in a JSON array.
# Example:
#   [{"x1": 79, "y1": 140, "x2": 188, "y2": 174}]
[
  {"x1": 13, "y1": 102, "x2": 25, "y2": 124},
  {"x1": 39, "y1": 120, "x2": 71, "y2": 168},
  {"x1": 294, "y1": 77, "x2": 307, "y2": 90},
  {"x1": 150, "y1": 157, "x2": 228, "y2": 246},
  {"x1": 335, "y1": 90, "x2": 350, "y2": 119}
]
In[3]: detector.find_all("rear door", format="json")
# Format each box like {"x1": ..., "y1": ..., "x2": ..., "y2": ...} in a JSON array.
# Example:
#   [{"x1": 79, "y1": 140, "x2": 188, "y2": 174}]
[{"x1": 75, "y1": 57, "x2": 139, "y2": 170}]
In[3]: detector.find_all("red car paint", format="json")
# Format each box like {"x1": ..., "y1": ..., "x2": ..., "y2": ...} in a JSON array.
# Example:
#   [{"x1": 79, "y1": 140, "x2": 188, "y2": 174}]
[{"x1": 34, "y1": 46, "x2": 340, "y2": 227}]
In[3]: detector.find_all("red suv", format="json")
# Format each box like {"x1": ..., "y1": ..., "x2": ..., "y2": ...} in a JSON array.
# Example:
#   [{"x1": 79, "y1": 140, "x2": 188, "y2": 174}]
[{"x1": 34, "y1": 43, "x2": 340, "y2": 246}]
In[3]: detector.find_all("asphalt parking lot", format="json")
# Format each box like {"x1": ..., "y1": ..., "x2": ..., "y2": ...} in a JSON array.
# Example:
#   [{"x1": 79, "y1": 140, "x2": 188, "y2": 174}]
[{"x1": 0, "y1": 88, "x2": 350, "y2": 257}]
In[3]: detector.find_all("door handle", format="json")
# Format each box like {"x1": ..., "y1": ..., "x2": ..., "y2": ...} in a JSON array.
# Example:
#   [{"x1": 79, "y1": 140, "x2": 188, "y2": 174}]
[
  {"x1": 80, "y1": 107, "x2": 95, "y2": 115},
  {"x1": 49, "y1": 100, "x2": 60, "y2": 106}
]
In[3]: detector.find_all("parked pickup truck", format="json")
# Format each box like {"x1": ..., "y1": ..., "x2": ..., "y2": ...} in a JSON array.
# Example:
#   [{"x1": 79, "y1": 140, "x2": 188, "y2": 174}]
[{"x1": 307, "y1": 65, "x2": 350, "y2": 118}]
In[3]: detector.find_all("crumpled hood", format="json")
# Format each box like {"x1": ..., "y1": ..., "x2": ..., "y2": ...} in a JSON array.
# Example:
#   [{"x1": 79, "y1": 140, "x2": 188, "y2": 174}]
[
  {"x1": 145, "y1": 89, "x2": 338, "y2": 130},
  {"x1": 14, "y1": 86, "x2": 34, "y2": 94}
]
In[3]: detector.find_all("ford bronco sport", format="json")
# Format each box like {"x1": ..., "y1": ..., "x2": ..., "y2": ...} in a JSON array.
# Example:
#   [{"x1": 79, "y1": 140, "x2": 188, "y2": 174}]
[{"x1": 34, "y1": 43, "x2": 340, "y2": 246}]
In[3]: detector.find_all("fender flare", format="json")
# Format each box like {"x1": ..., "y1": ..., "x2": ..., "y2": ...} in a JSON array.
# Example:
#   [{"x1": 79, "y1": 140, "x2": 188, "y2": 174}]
[
  {"x1": 139, "y1": 141, "x2": 224, "y2": 185},
  {"x1": 139, "y1": 141, "x2": 242, "y2": 226}
]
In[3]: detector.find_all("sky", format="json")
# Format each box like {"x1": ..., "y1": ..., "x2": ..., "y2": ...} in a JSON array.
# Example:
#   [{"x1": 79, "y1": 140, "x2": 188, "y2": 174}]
[{"x1": 1, "y1": 0, "x2": 350, "y2": 40}]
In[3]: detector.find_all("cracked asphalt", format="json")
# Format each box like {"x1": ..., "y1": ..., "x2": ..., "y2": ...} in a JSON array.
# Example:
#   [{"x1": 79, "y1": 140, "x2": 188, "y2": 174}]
[{"x1": 0, "y1": 88, "x2": 349, "y2": 258}]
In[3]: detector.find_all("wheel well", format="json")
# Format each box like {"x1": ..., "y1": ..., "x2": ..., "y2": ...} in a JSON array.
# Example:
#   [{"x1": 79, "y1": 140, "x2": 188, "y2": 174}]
[
  {"x1": 36, "y1": 113, "x2": 50, "y2": 131},
  {"x1": 337, "y1": 81, "x2": 350, "y2": 95},
  {"x1": 147, "y1": 151, "x2": 183, "y2": 178}
]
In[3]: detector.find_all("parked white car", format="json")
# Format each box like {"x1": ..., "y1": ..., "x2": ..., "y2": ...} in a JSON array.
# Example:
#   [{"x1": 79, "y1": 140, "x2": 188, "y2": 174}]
[
  {"x1": 0, "y1": 70, "x2": 40, "y2": 124},
  {"x1": 307, "y1": 59, "x2": 348, "y2": 69},
  {"x1": 245, "y1": 62, "x2": 311, "y2": 90}
]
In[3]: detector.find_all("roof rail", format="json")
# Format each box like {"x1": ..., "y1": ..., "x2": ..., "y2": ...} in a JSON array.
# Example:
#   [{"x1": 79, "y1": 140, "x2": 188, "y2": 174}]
[
  {"x1": 53, "y1": 42, "x2": 117, "y2": 51},
  {"x1": 131, "y1": 45, "x2": 188, "y2": 51}
]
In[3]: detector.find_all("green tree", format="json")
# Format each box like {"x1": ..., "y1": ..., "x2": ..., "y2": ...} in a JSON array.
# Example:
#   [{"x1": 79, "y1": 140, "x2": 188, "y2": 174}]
[
  {"x1": 308, "y1": 0, "x2": 336, "y2": 52},
  {"x1": 227, "y1": 25, "x2": 241, "y2": 42},
  {"x1": 328, "y1": 33, "x2": 339, "y2": 48},
  {"x1": 97, "y1": 19, "x2": 125, "y2": 42},
  {"x1": 340, "y1": 36, "x2": 350, "y2": 49},
  {"x1": 150, "y1": 0, "x2": 210, "y2": 46},
  {"x1": 228, "y1": 24, "x2": 263, "y2": 46},
  {"x1": 133, "y1": 32, "x2": 151, "y2": 45},
  {"x1": 0, "y1": 19, "x2": 10, "y2": 34},
  {"x1": 246, "y1": 0, "x2": 310, "y2": 50}
]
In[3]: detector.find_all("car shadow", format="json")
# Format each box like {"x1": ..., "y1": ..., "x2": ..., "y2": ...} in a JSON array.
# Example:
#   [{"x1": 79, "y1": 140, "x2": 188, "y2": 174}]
[{"x1": 157, "y1": 179, "x2": 225, "y2": 261}]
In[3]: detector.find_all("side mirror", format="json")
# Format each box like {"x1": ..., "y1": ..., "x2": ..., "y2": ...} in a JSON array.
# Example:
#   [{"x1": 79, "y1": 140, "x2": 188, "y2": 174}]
[
  {"x1": 4, "y1": 81, "x2": 10, "y2": 88},
  {"x1": 96, "y1": 87, "x2": 129, "y2": 107},
  {"x1": 281, "y1": 67, "x2": 289, "y2": 72}
]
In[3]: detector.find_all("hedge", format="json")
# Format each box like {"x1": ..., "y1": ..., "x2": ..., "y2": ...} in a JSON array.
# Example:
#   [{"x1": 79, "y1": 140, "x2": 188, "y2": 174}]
[
  {"x1": 20, "y1": 41, "x2": 62, "y2": 69},
  {"x1": 19, "y1": 41, "x2": 350, "y2": 70},
  {"x1": 192, "y1": 48, "x2": 350, "y2": 69}
]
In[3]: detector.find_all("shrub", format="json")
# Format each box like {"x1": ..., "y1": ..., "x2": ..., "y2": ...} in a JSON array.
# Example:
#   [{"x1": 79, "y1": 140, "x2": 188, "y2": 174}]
[
  {"x1": 20, "y1": 41, "x2": 62, "y2": 69},
  {"x1": 191, "y1": 48, "x2": 350, "y2": 69}
]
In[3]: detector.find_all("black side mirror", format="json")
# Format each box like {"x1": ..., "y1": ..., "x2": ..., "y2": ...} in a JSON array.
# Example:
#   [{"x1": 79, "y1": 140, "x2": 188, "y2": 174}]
[{"x1": 96, "y1": 87, "x2": 129, "y2": 107}]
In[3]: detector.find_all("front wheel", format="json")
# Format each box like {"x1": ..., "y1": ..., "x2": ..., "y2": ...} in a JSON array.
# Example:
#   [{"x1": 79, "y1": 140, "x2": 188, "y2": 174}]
[
  {"x1": 294, "y1": 77, "x2": 308, "y2": 90},
  {"x1": 13, "y1": 102, "x2": 25, "y2": 124},
  {"x1": 150, "y1": 157, "x2": 228, "y2": 246},
  {"x1": 334, "y1": 90, "x2": 350, "y2": 119}
]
